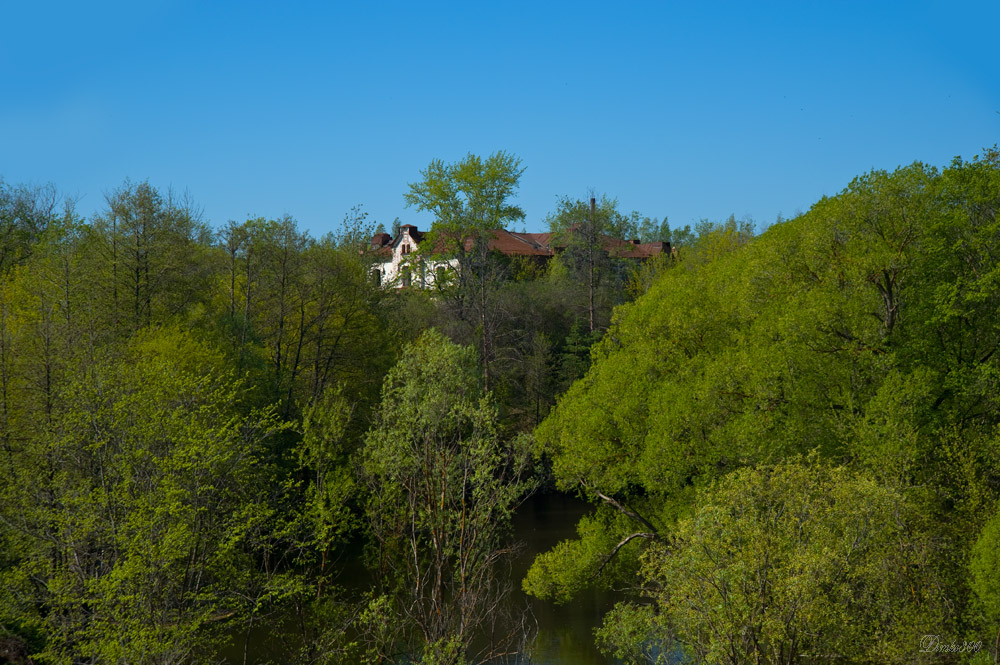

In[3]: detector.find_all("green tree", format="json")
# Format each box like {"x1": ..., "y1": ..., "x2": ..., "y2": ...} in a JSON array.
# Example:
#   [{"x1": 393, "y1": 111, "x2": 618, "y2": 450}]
[
  {"x1": 0, "y1": 210, "x2": 101, "y2": 445},
  {"x1": 634, "y1": 214, "x2": 673, "y2": 244},
  {"x1": 0, "y1": 178, "x2": 397, "y2": 663},
  {"x1": 971, "y1": 502, "x2": 1000, "y2": 663},
  {"x1": 225, "y1": 384, "x2": 364, "y2": 665},
  {"x1": 248, "y1": 215, "x2": 310, "y2": 411},
  {"x1": 212, "y1": 215, "x2": 395, "y2": 419},
  {"x1": 546, "y1": 194, "x2": 642, "y2": 333},
  {"x1": 94, "y1": 180, "x2": 213, "y2": 333},
  {"x1": 361, "y1": 330, "x2": 536, "y2": 664},
  {"x1": 404, "y1": 152, "x2": 525, "y2": 392},
  {"x1": 598, "y1": 459, "x2": 943, "y2": 665},
  {"x1": 0, "y1": 328, "x2": 288, "y2": 664},
  {"x1": 404, "y1": 151, "x2": 525, "y2": 233},
  {"x1": 297, "y1": 386, "x2": 358, "y2": 594},
  {"x1": 0, "y1": 180, "x2": 59, "y2": 275},
  {"x1": 527, "y1": 156, "x2": 1000, "y2": 650}
]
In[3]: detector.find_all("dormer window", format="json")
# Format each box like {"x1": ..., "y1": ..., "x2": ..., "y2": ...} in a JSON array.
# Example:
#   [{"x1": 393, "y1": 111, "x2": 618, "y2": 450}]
[{"x1": 401, "y1": 244, "x2": 410, "y2": 255}]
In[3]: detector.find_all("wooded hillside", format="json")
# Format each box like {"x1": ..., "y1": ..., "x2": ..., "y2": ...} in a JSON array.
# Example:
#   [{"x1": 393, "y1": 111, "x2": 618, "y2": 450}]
[{"x1": 2, "y1": 149, "x2": 999, "y2": 664}]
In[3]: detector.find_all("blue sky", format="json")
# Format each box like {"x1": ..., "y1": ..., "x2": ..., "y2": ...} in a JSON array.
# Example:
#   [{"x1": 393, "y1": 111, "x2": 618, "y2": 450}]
[{"x1": 2, "y1": 1, "x2": 998, "y2": 236}]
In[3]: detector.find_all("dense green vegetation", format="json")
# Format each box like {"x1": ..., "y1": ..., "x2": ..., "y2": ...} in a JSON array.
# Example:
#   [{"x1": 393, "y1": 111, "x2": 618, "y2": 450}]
[
  {"x1": 1, "y1": 148, "x2": 999, "y2": 664},
  {"x1": 528, "y1": 151, "x2": 1000, "y2": 663},
  {"x1": 0, "y1": 162, "x2": 650, "y2": 664}
]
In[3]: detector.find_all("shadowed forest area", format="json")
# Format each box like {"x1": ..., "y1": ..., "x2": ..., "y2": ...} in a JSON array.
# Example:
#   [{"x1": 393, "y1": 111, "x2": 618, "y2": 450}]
[{"x1": 2, "y1": 149, "x2": 1000, "y2": 665}]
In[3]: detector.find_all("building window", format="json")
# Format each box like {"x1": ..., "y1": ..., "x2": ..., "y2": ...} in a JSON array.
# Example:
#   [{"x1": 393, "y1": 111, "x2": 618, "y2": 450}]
[
  {"x1": 401, "y1": 267, "x2": 411, "y2": 288},
  {"x1": 371, "y1": 269, "x2": 381, "y2": 287}
]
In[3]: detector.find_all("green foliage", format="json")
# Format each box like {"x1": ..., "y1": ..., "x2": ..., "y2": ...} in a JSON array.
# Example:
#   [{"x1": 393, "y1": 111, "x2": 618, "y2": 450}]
[
  {"x1": 94, "y1": 179, "x2": 213, "y2": 333},
  {"x1": 2, "y1": 150, "x2": 999, "y2": 663},
  {"x1": 0, "y1": 329, "x2": 287, "y2": 664},
  {"x1": 545, "y1": 194, "x2": 639, "y2": 332},
  {"x1": 599, "y1": 458, "x2": 943, "y2": 665},
  {"x1": 537, "y1": 156, "x2": 998, "y2": 513},
  {"x1": 0, "y1": 180, "x2": 59, "y2": 274},
  {"x1": 212, "y1": 214, "x2": 397, "y2": 419},
  {"x1": 418, "y1": 636, "x2": 467, "y2": 665},
  {"x1": 0, "y1": 181, "x2": 397, "y2": 661},
  {"x1": 298, "y1": 386, "x2": 357, "y2": 551},
  {"x1": 594, "y1": 603, "x2": 661, "y2": 665},
  {"x1": 330, "y1": 203, "x2": 377, "y2": 253},
  {"x1": 523, "y1": 508, "x2": 642, "y2": 604},
  {"x1": 625, "y1": 251, "x2": 675, "y2": 298},
  {"x1": 970, "y1": 503, "x2": 1000, "y2": 651},
  {"x1": 403, "y1": 152, "x2": 527, "y2": 395},
  {"x1": 362, "y1": 329, "x2": 537, "y2": 664},
  {"x1": 404, "y1": 151, "x2": 525, "y2": 234},
  {"x1": 531, "y1": 152, "x2": 1000, "y2": 656},
  {"x1": 634, "y1": 214, "x2": 671, "y2": 244},
  {"x1": 546, "y1": 194, "x2": 637, "y2": 241}
]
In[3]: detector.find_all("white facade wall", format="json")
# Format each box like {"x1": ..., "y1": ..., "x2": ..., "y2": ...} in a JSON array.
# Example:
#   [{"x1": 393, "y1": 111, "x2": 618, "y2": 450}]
[{"x1": 373, "y1": 226, "x2": 459, "y2": 289}]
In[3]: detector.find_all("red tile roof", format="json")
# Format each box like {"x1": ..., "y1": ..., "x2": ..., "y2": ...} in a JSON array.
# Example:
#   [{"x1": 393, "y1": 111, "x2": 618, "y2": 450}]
[{"x1": 373, "y1": 226, "x2": 668, "y2": 261}]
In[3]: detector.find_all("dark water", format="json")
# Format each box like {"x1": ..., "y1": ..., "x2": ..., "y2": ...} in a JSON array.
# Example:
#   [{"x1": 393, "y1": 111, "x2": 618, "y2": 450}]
[
  {"x1": 510, "y1": 492, "x2": 617, "y2": 665},
  {"x1": 219, "y1": 492, "x2": 616, "y2": 665}
]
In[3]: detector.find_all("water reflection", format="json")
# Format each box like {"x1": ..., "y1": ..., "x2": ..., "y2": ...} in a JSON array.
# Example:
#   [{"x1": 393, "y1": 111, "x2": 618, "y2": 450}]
[{"x1": 511, "y1": 492, "x2": 616, "y2": 665}]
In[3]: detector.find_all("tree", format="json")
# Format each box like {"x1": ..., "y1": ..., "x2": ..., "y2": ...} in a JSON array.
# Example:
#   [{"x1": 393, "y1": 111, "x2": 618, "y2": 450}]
[
  {"x1": 971, "y1": 501, "x2": 1000, "y2": 663},
  {"x1": 634, "y1": 214, "x2": 669, "y2": 244},
  {"x1": 231, "y1": 384, "x2": 363, "y2": 665},
  {"x1": 214, "y1": 215, "x2": 395, "y2": 419},
  {"x1": 0, "y1": 178, "x2": 396, "y2": 663},
  {"x1": 0, "y1": 180, "x2": 59, "y2": 275},
  {"x1": 0, "y1": 328, "x2": 287, "y2": 664},
  {"x1": 94, "y1": 180, "x2": 212, "y2": 333},
  {"x1": 248, "y1": 216, "x2": 310, "y2": 411},
  {"x1": 361, "y1": 330, "x2": 536, "y2": 664},
  {"x1": 0, "y1": 209, "x2": 100, "y2": 445},
  {"x1": 597, "y1": 459, "x2": 944, "y2": 665},
  {"x1": 528, "y1": 157, "x2": 1000, "y2": 651},
  {"x1": 545, "y1": 194, "x2": 636, "y2": 333},
  {"x1": 404, "y1": 152, "x2": 525, "y2": 233},
  {"x1": 404, "y1": 152, "x2": 525, "y2": 392}
]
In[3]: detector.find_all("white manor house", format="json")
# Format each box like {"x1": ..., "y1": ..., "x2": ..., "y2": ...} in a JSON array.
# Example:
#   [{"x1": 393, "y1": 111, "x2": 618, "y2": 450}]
[{"x1": 368, "y1": 223, "x2": 669, "y2": 288}]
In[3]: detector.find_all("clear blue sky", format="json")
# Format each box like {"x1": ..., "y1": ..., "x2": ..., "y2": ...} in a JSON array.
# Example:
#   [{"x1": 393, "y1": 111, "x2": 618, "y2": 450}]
[{"x1": 3, "y1": 1, "x2": 998, "y2": 236}]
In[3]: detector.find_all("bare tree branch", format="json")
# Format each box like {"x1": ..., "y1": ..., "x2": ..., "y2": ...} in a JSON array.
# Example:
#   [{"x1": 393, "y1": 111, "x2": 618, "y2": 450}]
[
  {"x1": 578, "y1": 477, "x2": 659, "y2": 535},
  {"x1": 592, "y1": 531, "x2": 657, "y2": 579}
]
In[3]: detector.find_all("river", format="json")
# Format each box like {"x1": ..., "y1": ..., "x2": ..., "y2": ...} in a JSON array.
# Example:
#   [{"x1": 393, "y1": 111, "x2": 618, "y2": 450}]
[
  {"x1": 218, "y1": 491, "x2": 618, "y2": 664},
  {"x1": 509, "y1": 491, "x2": 618, "y2": 665}
]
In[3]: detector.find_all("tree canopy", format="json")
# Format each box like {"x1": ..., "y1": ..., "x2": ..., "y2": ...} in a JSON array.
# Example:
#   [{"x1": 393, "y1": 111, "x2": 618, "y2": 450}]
[
  {"x1": 404, "y1": 151, "x2": 525, "y2": 234},
  {"x1": 527, "y1": 151, "x2": 1000, "y2": 662},
  {"x1": 362, "y1": 329, "x2": 536, "y2": 664},
  {"x1": 3, "y1": 150, "x2": 1000, "y2": 664}
]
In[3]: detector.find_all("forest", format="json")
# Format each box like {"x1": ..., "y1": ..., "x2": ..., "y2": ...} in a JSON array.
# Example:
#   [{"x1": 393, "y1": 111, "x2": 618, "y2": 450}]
[{"x1": 1, "y1": 148, "x2": 999, "y2": 665}]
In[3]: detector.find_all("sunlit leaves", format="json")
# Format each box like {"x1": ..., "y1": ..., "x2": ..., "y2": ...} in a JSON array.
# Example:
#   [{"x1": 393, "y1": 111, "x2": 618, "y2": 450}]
[
  {"x1": 362, "y1": 330, "x2": 536, "y2": 664},
  {"x1": 532, "y1": 153, "x2": 1000, "y2": 659},
  {"x1": 0, "y1": 329, "x2": 286, "y2": 664}
]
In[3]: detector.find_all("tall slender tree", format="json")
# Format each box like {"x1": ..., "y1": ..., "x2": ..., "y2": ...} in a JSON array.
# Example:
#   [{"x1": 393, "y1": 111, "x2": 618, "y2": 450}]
[
  {"x1": 405, "y1": 152, "x2": 525, "y2": 391},
  {"x1": 362, "y1": 330, "x2": 536, "y2": 664}
]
